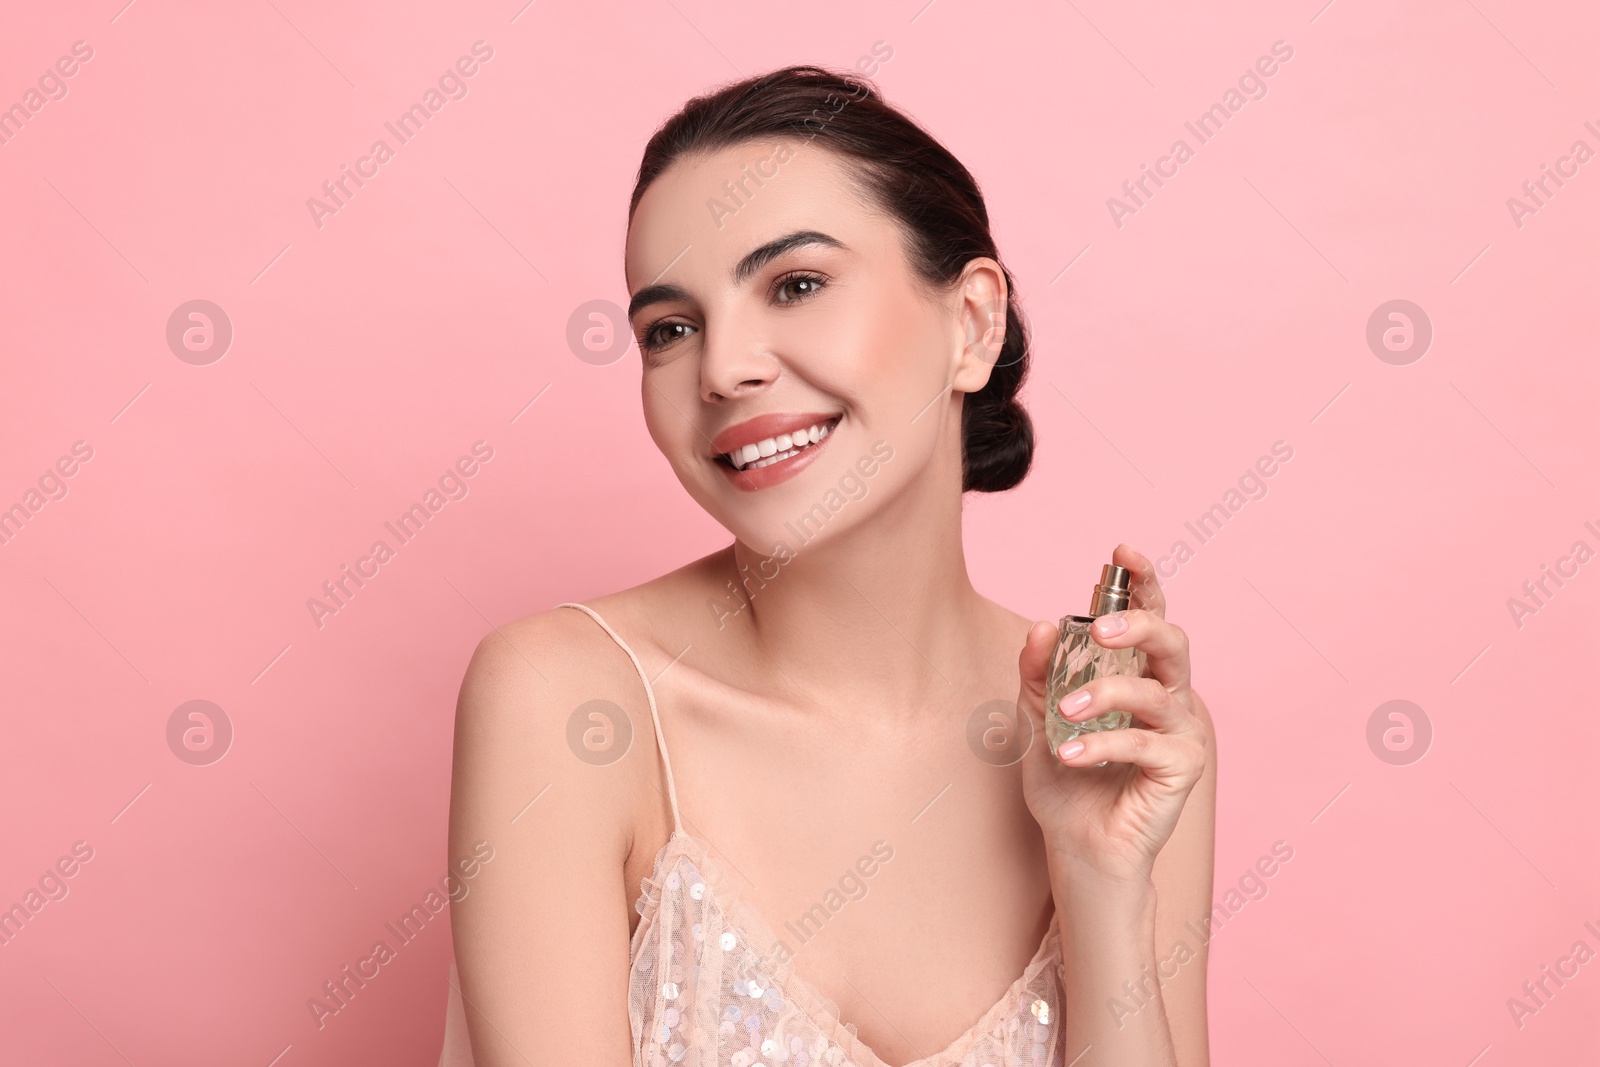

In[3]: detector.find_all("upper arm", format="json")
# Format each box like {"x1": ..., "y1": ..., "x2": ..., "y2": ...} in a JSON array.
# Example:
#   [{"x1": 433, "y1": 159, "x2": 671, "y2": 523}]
[
  {"x1": 447, "y1": 614, "x2": 638, "y2": 1066},
  {"x1": 1150, "y1": 687, "x2": 1218, "y2": 1067}
]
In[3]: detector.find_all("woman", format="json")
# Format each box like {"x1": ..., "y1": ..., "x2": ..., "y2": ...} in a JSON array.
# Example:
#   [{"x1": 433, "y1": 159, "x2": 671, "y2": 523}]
[{"x1": 441, "y1": 65, "x2": 1216, "y2": 1067}]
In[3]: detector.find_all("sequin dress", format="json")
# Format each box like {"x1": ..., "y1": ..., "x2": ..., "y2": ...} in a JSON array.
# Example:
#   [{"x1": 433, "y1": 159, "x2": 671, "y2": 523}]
[{"x1": 438, "y1": 602, "x2": 1068, "y2": 1067}]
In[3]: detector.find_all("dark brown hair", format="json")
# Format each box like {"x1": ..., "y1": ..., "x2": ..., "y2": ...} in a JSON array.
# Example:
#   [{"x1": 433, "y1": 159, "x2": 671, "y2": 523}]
[{"x1": 628, "y1": 64, "x2": 1034, "y2": 493}]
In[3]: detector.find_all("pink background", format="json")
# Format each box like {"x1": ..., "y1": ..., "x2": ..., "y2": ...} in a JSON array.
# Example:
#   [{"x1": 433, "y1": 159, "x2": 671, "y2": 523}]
[{"x1": 2, "y1": 0, "x2": 1597, "y2": 1063}]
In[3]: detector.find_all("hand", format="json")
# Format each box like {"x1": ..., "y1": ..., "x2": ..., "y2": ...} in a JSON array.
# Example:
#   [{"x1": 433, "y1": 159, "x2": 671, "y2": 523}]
[{"x1": 1016, "y1": 543, "x2": 1210, "y2": 887}]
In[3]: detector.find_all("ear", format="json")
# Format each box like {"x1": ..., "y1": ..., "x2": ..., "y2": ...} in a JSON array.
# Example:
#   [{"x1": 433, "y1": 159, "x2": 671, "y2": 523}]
[{"x1": 949, "y1": 258, "x2": 1008, "y2": 397}]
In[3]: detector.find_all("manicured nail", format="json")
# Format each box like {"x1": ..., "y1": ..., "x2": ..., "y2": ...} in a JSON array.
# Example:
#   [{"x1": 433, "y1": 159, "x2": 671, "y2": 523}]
[
  {"x1": 1057, "y1": 741, "x2": 1085, "y2": 761},
  {"x1": 1096, "y1": 615, "x2": 1128, "y2": 636},
  {"x1": 1064, "y1": 690, "x2": 1092, "y2": 716}
]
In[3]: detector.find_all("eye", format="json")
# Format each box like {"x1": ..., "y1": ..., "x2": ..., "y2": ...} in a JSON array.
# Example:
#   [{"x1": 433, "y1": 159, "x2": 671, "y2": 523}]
[
  {"x1": 637, "y1": 319, "x2": 695, "y2": 356},
  {"x1": 774, "y1": 272, "x2": 827, "y2": 304}
]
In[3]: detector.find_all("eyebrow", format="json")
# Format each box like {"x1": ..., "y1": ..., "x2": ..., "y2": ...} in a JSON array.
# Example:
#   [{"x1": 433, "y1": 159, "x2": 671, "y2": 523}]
[{"x1": 627, "y1": 230, "x2": 848, "y2": 321}]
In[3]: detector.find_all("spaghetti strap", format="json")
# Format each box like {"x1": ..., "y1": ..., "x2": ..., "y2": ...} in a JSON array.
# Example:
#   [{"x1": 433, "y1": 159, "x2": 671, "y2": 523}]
[{"x1": 556, "y1": 602, "x2": 684, "y2": 835}]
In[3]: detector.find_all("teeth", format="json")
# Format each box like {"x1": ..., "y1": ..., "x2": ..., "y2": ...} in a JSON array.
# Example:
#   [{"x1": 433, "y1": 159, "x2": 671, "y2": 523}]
[{"x1": 725, "y1": 419, "x2": 834, "y2": 470}]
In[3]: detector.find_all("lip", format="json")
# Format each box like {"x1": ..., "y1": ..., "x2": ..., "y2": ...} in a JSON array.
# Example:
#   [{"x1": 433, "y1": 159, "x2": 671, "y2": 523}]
[
  {"x1": 709, "y1": 411, "x2": 840, "y2": 459},
  {"x1": 718, "y1": 420, "x2": 837, "y2": 492}
]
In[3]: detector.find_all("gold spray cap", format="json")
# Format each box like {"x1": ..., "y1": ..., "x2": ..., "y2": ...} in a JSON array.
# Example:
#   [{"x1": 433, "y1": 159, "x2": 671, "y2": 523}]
[{"x1": 1087, "y1": 563, "x2": 1134, "y2": 617}]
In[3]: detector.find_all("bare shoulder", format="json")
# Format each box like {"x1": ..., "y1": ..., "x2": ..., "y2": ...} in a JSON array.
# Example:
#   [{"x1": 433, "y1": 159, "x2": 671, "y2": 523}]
[
  {"x1": 449, "y1": 574, "x2": 706, "y2": 853},
  {"x1": 451, "y1": 602, "x2": 651, "y2": 832},
  {"x1": 445, "y1": 598, "x2": 670, "y2": 1062},
  {"x1": 458, "y1": 603, "x2": 632, "y2": 717},
  {"x1": 456, "y1": 608, "x2": 619, "y2": 756}
]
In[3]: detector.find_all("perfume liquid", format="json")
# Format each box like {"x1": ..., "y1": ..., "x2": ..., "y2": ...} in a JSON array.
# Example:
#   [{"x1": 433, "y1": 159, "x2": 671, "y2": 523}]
[{"x1": 1044, "y1": 563, "x2": 1148, "y2": 758}]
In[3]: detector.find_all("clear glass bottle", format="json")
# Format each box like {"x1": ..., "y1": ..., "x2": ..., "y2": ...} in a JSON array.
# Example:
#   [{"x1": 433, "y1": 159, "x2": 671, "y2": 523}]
[{"x1": 1044, "y1": 563, "x2": 1148, "y2": 763}]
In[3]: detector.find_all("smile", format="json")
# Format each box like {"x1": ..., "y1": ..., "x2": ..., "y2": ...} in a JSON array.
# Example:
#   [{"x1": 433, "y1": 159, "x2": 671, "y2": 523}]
[{"x1": 720, "y1": 417, "x2": 839, "y2": 470}]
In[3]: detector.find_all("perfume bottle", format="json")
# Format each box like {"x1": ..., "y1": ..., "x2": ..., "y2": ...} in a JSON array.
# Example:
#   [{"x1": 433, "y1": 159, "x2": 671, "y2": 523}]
[{"x1": 1044, "y1": 563, "x2": 1148, "y2": 762}]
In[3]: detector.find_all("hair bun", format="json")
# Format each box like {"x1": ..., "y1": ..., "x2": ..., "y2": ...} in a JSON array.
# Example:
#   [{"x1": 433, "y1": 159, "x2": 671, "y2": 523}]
[{"x1": 962, "y1": 391, "x2": 1033, "y2": 494}]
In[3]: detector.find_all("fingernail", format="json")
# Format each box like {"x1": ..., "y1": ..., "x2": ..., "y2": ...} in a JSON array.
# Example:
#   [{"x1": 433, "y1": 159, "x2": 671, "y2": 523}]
[
  {"x1": 1096, "y1": 615, "x2": 1128, "y2": 636},
  {"x1": 1057, "y1": 741, "x2": 1085, "y2": 761},
  {"x1": 1064, "y1": 690, "x2": 1092, "y2": 715}
]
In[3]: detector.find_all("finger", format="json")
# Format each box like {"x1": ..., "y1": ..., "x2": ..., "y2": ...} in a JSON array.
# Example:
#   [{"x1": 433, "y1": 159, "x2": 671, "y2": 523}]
[
  {"x1": 1054, "y1": 723, "x2": 1200, "y2": 782},
  {"x1": 1090, "y1": 607, "x2": 1192, "y2": 695},
  {"x1": 1055, "y1": 674, "x2": 1196, "y2": 736},
  {"x1": 1113, "y1": 542, "x2": 1167, "y2": 619},
  {"x1": 1016, "y1": 620, "x2": 1057, "y2": 718}
]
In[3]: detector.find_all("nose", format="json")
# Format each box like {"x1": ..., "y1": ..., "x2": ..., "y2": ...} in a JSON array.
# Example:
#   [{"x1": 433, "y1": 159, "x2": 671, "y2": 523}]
[{"x1": 698, "y1": 306, "x2": 778, "y2": 403}]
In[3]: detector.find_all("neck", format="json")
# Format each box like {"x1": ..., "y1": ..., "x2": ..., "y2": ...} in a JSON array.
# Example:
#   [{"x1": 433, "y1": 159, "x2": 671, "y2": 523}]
[{"x1": 712, "y1": 459, "x2": 988, "y2": 715}]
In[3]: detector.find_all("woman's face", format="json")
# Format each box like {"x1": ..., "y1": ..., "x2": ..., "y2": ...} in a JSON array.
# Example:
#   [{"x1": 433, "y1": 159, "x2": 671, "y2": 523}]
[{"x1": 624, "y1": 138, "x2": 1003, "y2": 555}]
